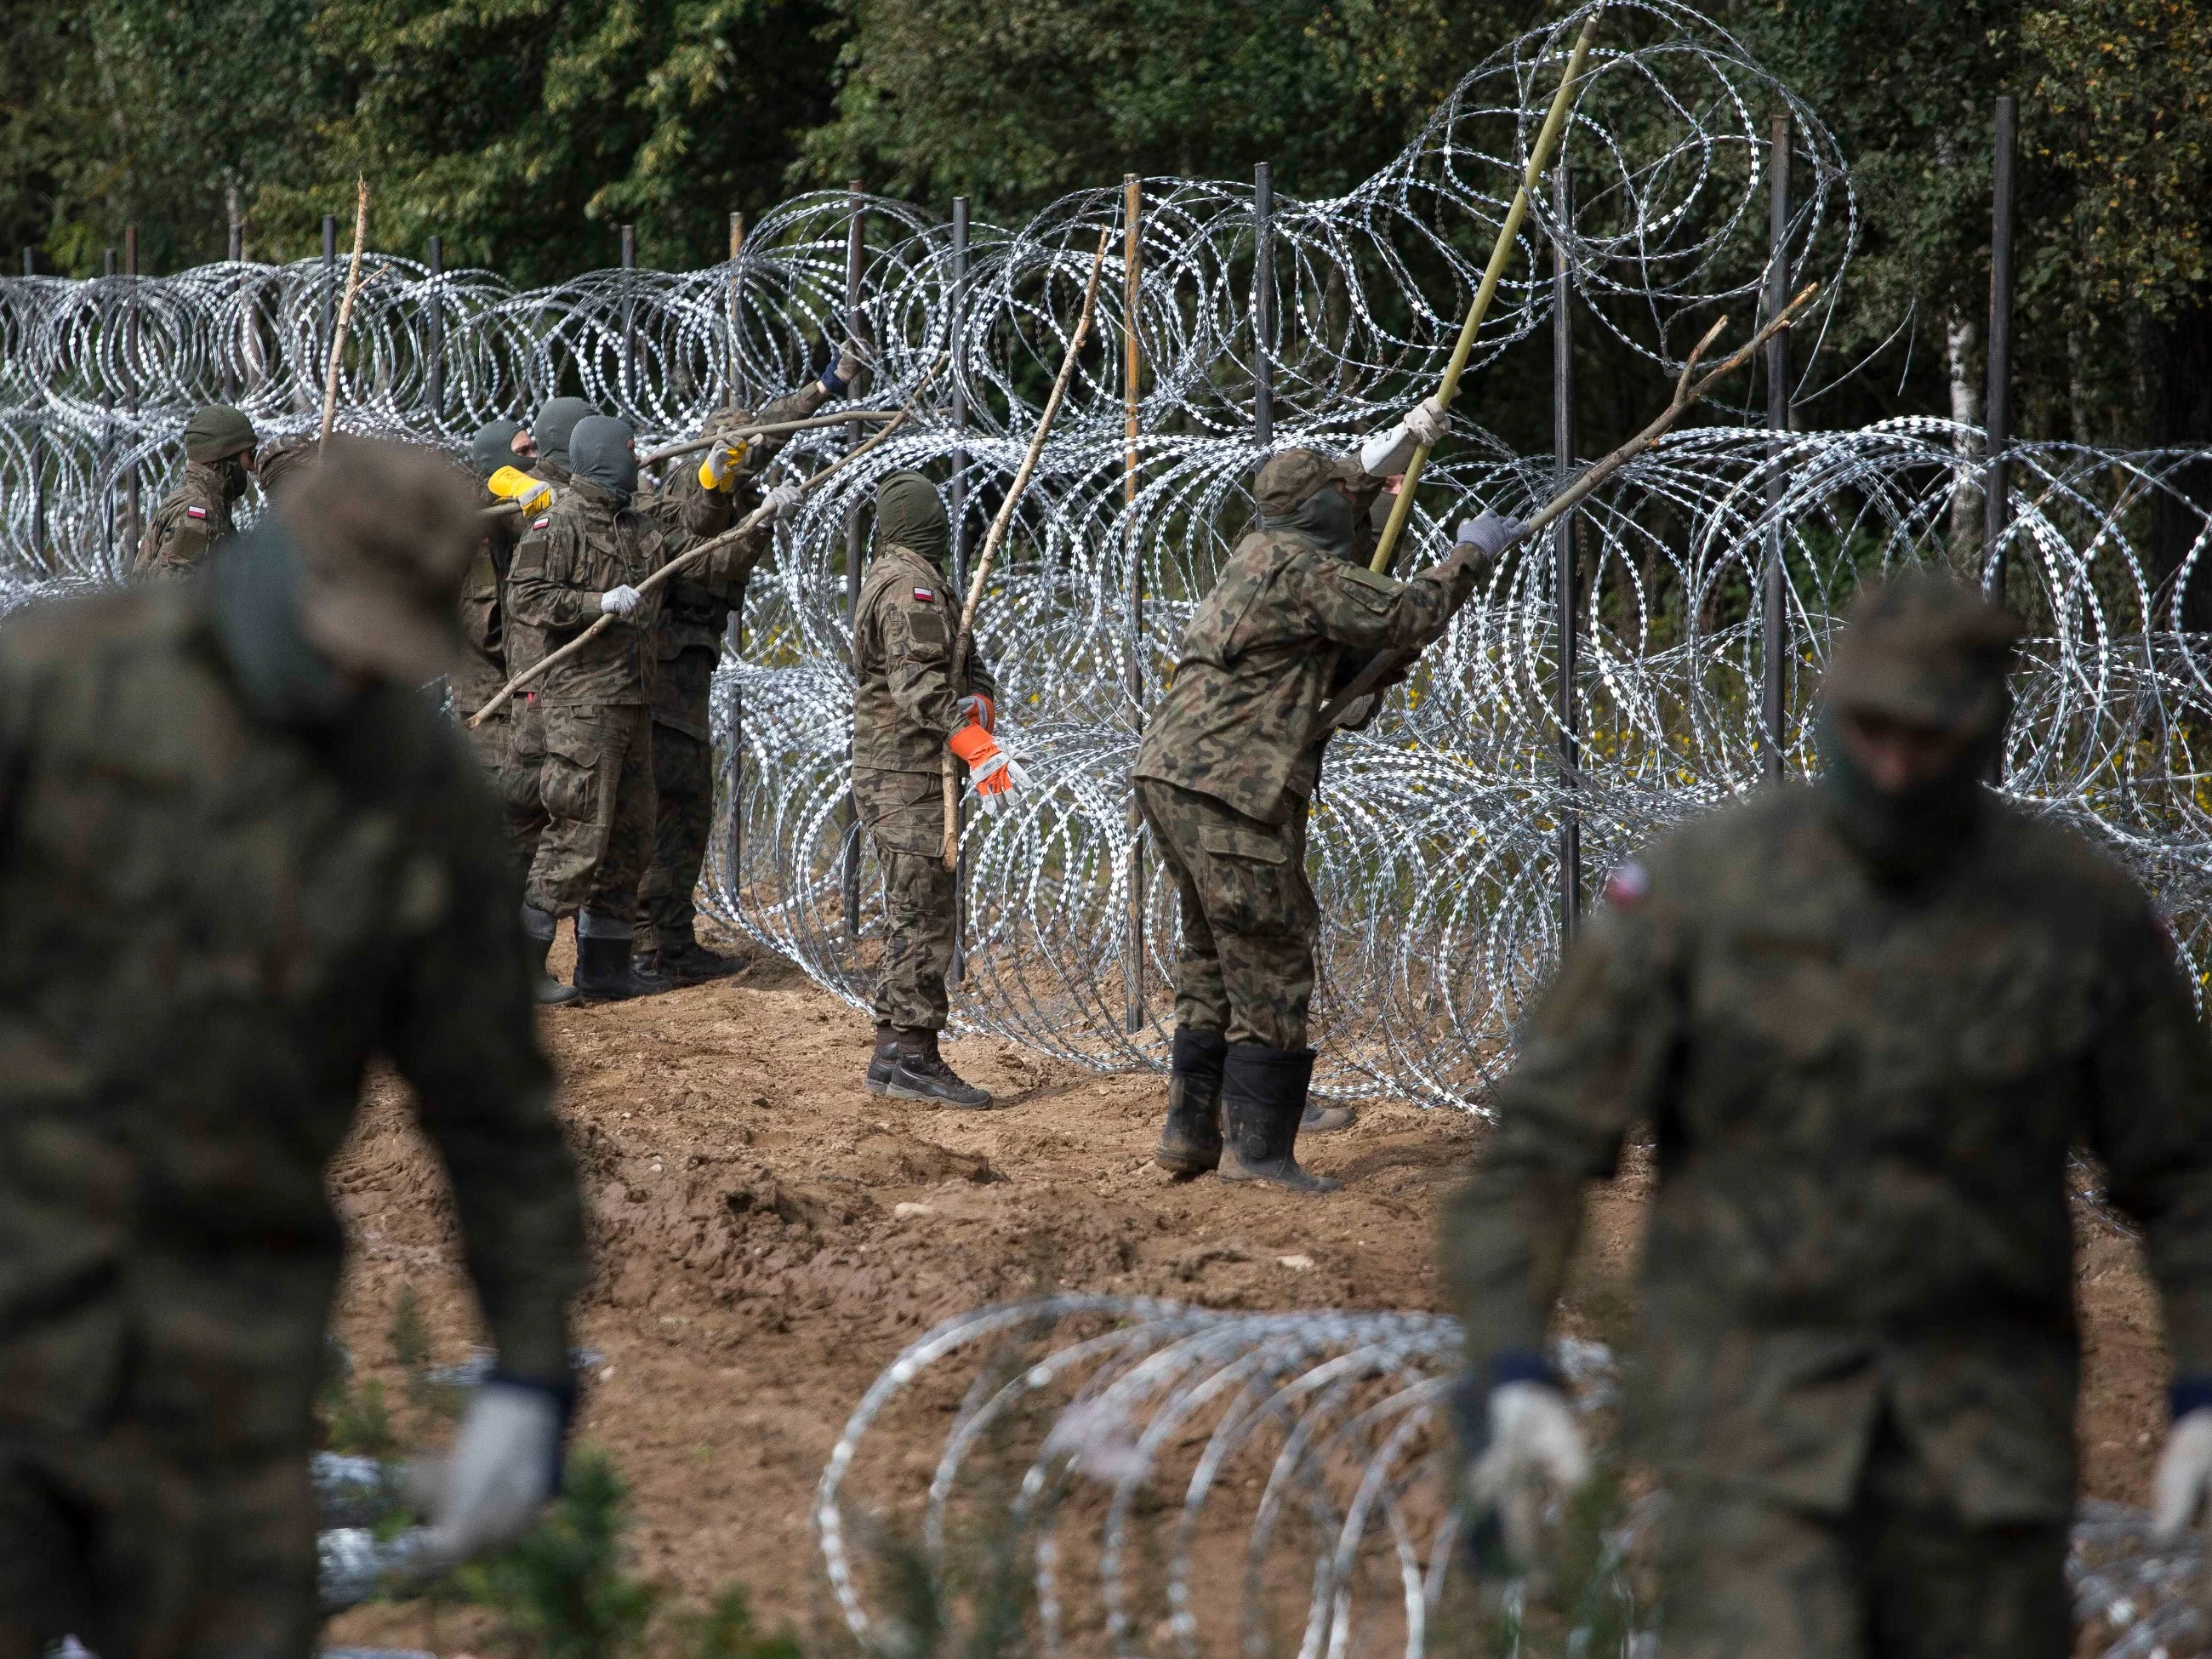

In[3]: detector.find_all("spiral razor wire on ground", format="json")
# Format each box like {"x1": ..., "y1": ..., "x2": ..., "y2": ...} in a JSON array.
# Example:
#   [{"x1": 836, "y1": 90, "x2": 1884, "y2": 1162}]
[
  {"x1": 814, "y1": 1297, "x2": 2198, "y2": 1659},
  {"x1": 1, "y1": 0, "x2": 2207, "y2": 1111}
]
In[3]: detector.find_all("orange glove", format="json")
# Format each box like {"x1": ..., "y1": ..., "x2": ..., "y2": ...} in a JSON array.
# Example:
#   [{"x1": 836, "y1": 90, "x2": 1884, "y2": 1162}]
[
  {"x1": 948, "y1": 719, "x2": 1025, "y2": 812},
  {"x1": 957, "y1": 693, "x2": 995, "y2": 733}
]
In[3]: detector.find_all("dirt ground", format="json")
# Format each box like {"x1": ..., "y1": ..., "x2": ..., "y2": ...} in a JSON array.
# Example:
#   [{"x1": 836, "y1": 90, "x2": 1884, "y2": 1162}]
[{"x1": 325, "y1": 937, "x2": 2172, "y2": 1649}]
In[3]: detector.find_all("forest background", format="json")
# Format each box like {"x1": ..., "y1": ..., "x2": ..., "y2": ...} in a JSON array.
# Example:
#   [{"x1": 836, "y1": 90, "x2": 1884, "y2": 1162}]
[{"x1": 3, "y1": 0, "x2": 2207, "y2": 486}]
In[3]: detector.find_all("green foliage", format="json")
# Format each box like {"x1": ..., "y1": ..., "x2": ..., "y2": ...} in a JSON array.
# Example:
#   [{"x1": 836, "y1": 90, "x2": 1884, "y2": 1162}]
[
  {"x1": 670, "y1": 1585, "x2": 807, "y2": 1659},
  {"x1": 324, "y1": 1373, "x2": 402, "y2": 1457},
  {"x1": 1476, "y1": 1455, "x2": 1649, "y2": 1659},
  {"x1": 457, "y1": 1446, "x2": 663, "y2": 1659}
]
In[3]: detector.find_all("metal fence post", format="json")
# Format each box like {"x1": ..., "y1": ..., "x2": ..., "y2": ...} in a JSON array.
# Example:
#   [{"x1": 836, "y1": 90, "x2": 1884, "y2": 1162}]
[
  {"x1": 725, "y1": 208, "x2": 749, "y2": 917},
  {"x1": 123, "y1": 225, "x2": 140, "y2": 559},
  {"x1": 1554, "y1": 165, "x2": 1582, "y2": 938},
  {"x1": 1252, "y1": 163, "x2": 1274, "y2": 449},
  {"x1": 841, "y1": 181, "x2": 865, "y2": 939},
  {"x1": 619, "y1": 223, "x2": 637, "y2": 411},
  {"x1": 1761, "y1": 111, "x2": 1792, "y2": 782},
  {"x1": 425, "y1": 234, "x2": 444, "y2": 434},
  {"x1": 1983, "y1": 95, "x2": 2017, "y2": 600}
]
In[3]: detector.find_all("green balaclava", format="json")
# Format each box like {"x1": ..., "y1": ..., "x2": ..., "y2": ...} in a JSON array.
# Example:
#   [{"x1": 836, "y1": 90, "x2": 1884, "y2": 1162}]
[
  {"x1": 470, "y1": 419, "x2": 526, "y2": 483},
  {"x1": 874, "y1": 470, "x2": 951, "y2": 568},
  {"x1": 567, "y1": 415, "x2": 639, "y2": 508},
  {"x1": 533, "y1": 397, "x2": 596, "y2": 482},
  {"x1": 1252, "y1": 447, "x2": 1370, "y2": 561},
  {"x1": 208, "y1": 519, "x2": 363, "y2": 730},
  {"x1": 1817, "y1": 571, "x2": 2021, "y2": 881}
]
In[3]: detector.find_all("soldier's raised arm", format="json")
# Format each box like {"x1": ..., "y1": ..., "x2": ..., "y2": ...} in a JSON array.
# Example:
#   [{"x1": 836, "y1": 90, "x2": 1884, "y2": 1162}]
[{"x1": 1287, "y1": 507, "x2": 1522, "y2": 659}]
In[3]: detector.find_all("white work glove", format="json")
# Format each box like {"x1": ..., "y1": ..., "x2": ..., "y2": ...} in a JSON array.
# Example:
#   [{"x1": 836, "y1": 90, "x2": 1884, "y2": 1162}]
[
  {"x1": 763, "y1": 482, "x2": 804, "y2": 522},
  {"x1": 1405, "y1": 395, "x2": 1450, "y2": 448},
  {"x1": 1357, "y1": 396, "x2": 1451, "y2": 477},
  {"x1": 2154, "y1": 1407, "x2": 2212, "y2": 1541},
  {"x1": 599, "y1": 584, "x2": 642, "y2": 618},
  {"x1": 1467, "y1": 1382, "x2": 1591, "y2": 1570},
  {"x1": 417, "y1": 1382, "x2": 565, "y2": 1565},
  {"x1": 1455, "y1": 509, "x2": 1528, "y2": 561}
]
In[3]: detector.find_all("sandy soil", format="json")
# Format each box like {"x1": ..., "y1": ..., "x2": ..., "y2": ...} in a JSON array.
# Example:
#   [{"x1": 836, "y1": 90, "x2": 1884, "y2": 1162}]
[{"x1": 324, "y1": 938, "x2": 2171, "y2": 1649}]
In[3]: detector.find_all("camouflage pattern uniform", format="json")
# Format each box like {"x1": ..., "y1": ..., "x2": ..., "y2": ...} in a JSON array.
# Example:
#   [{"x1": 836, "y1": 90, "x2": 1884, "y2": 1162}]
[
  {"x1": 635, "y1": 384, "x2": 830, "y2": 975},
  {"x1": 1443, "y1": 577, "x2": 2212, "y2": 1656},
  {"x1": 852, "y1": 533, "x2": 996, "y2": 1033},
  {"x1": 137, "y1": 405, "x2": 259, "y2": 581},
  {"x1": 0, "y1": 468, "x2": 586, "y2": 1657}
]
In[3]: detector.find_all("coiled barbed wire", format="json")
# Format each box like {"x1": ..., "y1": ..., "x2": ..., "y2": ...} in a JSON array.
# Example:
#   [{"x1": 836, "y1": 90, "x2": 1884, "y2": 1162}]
[
  {"x1": 818, "y1": 1297, "x2": 2198, "y2": 1659},
  {"x1": 3, "y1": 1, "x2": 2209, "y2": 1111}
]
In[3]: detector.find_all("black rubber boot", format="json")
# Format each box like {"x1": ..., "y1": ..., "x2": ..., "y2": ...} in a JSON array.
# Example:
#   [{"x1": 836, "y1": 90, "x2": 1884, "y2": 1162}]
[
  {"x1": 662, "y1": 934, "x2": 745, "y2": 983},
  {"x1": 1154, "y1": 1025, "x2": 1228, "y2": 1177},
  {"x1": 887, "y1": 1029, "x2": 995, "y2": 1109},
  {"x1": 1301, "y1": 1103, "x2": 1357, "y2": 1134},
  {"x1": 866, "y1": 1023, "x2": 900, "y2": 1094},
  {"x1": 1219, "y1": 1044, "x2": 1341, "y2": 1193},
  {"x1": 520, "y1": 905, "x2": 579, "y2": 1007},
  {"x1": 573, "y1": 911, "x2": 670, "y2": 1001}
]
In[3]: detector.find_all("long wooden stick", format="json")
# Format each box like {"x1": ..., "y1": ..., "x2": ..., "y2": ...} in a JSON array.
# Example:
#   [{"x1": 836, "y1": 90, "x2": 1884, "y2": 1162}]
[
  {"x1": 1317, "y1": 282, "x2": 1822, "y2": 730},
  {"x1": 938, "y1": 225, "x2": 1114, "y2": 868},
  {"x1": 319, "y1": 177, "x2": 370, "y2": 449},
  {"x1": 1370, "y1": 9, "x2": 1602, "y2": 576},
  {"x1": 639, "y1": 408, "x2": 900, "y2": 465},
  {"x1": 466, "y1": 356, "x2": 945, "y2": 727}
]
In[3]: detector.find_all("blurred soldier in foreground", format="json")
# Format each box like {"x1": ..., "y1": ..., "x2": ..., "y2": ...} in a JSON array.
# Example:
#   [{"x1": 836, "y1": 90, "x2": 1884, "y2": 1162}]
[
  {"x1": 1444, "y1": 573, "x2": 2212, "y2": 1656},
  {"x1": 1131, "y1": 401, "x2": 1508, "y2": 1192},
  {"x1": 135, "y1": 403, "x2": 258, "y2": 579},
  {"x1": 853, "y1": 470, "x2": 1003, "y2": 1107},
  {"x1": 505, "y1": 415, "x2": 790, "y2": 1000},
  {"x1": 0, "y1": 438, "x2": 589, "y2": 1658},
  {"x1": 634, "y1": 345, "x2": 864, "y2": 984}
]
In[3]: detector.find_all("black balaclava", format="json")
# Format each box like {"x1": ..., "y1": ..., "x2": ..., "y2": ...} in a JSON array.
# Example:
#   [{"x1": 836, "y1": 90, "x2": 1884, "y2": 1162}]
[
  {"x1": 567, "y1": 415, "x2": 639, "y2": 509},
  {"x1": 214, "y1": 453, "x2": 252, "y2": 503},
  {"x1": 874, "y1": 470, "x2": 951, "y2": 568},
  {"x1": 208, "y1": 521, "x2": 362, "y2": 729},
  {"x1": 1818, "y1": 704, "x2": 2002, "y2": 884},
  {"x1": 533, "y1": 396, "x2": 596, "y2": 482},
  {"x1": 470, "y1": 419, "x2": 526, "y2": 483},
  {"x1": 1274, "y1": 482, "x2": 1358, "y2": 561}
]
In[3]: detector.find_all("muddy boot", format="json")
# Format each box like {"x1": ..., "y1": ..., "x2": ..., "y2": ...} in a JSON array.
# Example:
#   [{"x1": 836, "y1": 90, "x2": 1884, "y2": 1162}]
[
  {"x1": 1154, "y1": 1025, "x2": 1227, "y2": 1177},
  {"x1": 573, "y1": 910, "x2": 669, "y2": 1001},
  {"x1": 866, "y1": 1023, "x2": 900, "y2": 1094},
  {"x1": 1301, "y1": 1103, "x2": 1357, "y2": 1134},
  {"x1": 886, "y1": 1029, "x2": 995, "y2": 1109},
  {"x1": 520, "y1": 904, "x2": 579, "y2": 1007},
  {"x1": 1219, "y1": 1044, "x2": 1340, "y2": 1194},
  {"x1": 662, "y1": 933, "x2": 746, "y2": 983}
]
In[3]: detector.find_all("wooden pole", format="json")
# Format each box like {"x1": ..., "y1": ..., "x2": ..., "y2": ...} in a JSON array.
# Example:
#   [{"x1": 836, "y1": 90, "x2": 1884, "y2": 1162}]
[
  {"x1": 1122, "y1": 172, "x2": 1148, "y2": 1033},
  {"x1": 938, "y1": 225, "x2": 1114, "y2": 869},
  {"x1": 1370, "y1": 9, "x2": 1601, "y2": 575},
  {"x1": 725, "y1": 208, "x2": 748, "y2": 913},
  {"x1": 1553, "y1": 164, "x2": 1582, "y2": 940},
  {"x1": 841, "y1": 180, "x2": 865, "y2": 938},
  {"x1": 318, "y1": 178, "x2": 369, "y2": 449},
  {"x1": 1983, "y1": 94, "x2": 2017, "y2": 599},
  {"x1": 1760, "y1": 111, "x2": 1791, "y2": 781}
]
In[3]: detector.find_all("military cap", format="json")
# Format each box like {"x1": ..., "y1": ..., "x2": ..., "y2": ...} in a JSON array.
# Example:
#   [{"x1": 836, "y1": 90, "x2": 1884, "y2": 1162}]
[
  {"x1": 276, "y1": 436, "x2": 478, "y2": 681},
  {"x1": 183, "y1": 403, "x2": 258, "y2": 463},
  {"x1": 1823, "y1": 569, "x2": 2021, "y2": 732}
]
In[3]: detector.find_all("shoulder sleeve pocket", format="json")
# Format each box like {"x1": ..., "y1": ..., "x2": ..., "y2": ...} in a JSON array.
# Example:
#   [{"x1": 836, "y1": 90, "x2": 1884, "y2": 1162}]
[{"x1": 902, "y1": 607, "x2": 949, "y2": 651}]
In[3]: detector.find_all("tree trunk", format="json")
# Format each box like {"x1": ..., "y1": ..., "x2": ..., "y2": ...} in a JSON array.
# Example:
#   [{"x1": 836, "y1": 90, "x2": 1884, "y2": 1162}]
[
  {"x1": 2143, "y1": 294, "x2": 2212, "y2": 632},
  {"x1": 1946, "y1": 314, "x2": 1982, "y2": 556}
]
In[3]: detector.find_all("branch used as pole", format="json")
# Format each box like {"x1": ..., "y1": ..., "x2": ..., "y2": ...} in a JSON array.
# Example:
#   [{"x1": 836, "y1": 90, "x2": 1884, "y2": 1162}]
[
  {"x1": 1317, "y1": 282, "x2": 1822, "y2": 730},
  {"x1": 467, "y1": 356, "x2": 946, "y2": 728},
  {"x1": 1369, "y1": 8, "x2": 1602, "y2": 576},
  {"x1": 318, "y1": 177, "x2": 370, "y2": 449},
  {"x1": 638, "y1": 408, "x2": 900, "y2": 466},
  {"x1": 938, "y1": 225, "x2": 1114, "y2": 869}
]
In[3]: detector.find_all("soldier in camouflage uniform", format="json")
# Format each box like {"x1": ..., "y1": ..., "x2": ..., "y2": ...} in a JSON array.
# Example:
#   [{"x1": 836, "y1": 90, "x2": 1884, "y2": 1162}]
[
  {"x1": 505, "y1": 415, "x2": 786, "y2": 1001},
  {"x1": 1442, "y1": 573, "x2": 2212, "y2": 1657},
  {"x1": 531, "y1": 396, "x2": 596, "y2": 486},
  {"x1": 852, "y1": 470, "x2": 1006, "y2": 1108},
  {"x1": 0, "y1": 437, "x2": 588, "y2": 1659},
  {"x1": 635, "y1": 347, "x2": 866, "y2": 984},
  {"x1": 256, "y1": 432, "x2": 318, "y2": 502},
  {"x1": 1131, "y1": 422, "x2": 1502, "y2": 1193},
  {"x1": 135, "y1": 403, "x2": 258, "y2": 579}
]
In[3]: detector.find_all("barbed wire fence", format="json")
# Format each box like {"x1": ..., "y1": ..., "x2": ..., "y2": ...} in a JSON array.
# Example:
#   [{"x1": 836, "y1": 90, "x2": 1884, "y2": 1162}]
[{"x1": 2, "y1": 0, "x2": 2208, "y2": 1113}]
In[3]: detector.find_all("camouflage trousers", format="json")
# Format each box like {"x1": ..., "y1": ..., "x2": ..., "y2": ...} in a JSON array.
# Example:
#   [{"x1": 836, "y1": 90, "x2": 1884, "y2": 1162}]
[
  {"x1": 1137, "y1": 778, "x2": 1317, "y2": 1051},
  {"x1": 856, "y1": 766, "x2": 956, "y2": 1032},
  {"x1": 523, "y1": 701, "x2": 657, "y2": 918},
  {"x1": 1656, "y1": 1422, "x2": 2071, "y2": 1658},
  {"x1": 460, "y1": 697, "x2": 550, "y2": 881},
  {"x1": 0, "y1": 1426, "x2": 316, "y2": 1659},
  {"x1": 636, "y1": 720, "x2": 715, "y2": 955}
]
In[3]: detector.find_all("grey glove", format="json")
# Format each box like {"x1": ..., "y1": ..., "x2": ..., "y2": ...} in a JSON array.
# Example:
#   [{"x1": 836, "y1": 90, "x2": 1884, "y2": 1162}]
[
  {"x1": 599, "y1": 584, "x2": 642, "y2": 618},
  {"x1": 417, "y1": 1382, "x2": 564, "y2": 1564},
  {"x1": 764, "y1": 482, "x2": 804, "y2": 522},
  {"x1": 1454, "y1": 510, "x2": 1526, "y2": 561},
  {"x1": 1405, "y1": 395, "x2": 1449, "y2": 448}
]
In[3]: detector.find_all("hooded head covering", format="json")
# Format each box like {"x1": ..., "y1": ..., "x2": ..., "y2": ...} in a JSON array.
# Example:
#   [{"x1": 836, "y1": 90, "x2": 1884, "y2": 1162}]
[
  {"x1": 567, "y1": 415, "x2": 639, "y2": 507},
  {"x1": 184, "y1": 403, "x2": 257, "y2": 464},
  {"x1": 874, "y1": 470, "x2": 950, "y2": 567},
  {"x1": 1818, "y1": 570, "x2": 2021, "y2": 880},
  {"x1": 470, "y1": 419, "x2": 527, "y2": 482},
  {"x1": 1254, "y1": 447, "x2": 1380, "y2": 562},
  {"x1": 533, "y1": 396, "x2": 596, "y2": 481}
]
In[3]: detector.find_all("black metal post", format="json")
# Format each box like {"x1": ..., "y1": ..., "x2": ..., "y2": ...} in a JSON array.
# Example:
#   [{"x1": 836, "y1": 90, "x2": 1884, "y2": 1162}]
[
  {"x1": 1983, "y1": 95, "x2": 2017, "y2": 598},
  {"x1": 619, "y1": 223, "x2": 636, "y2": 411},
  {"x1": 841, "y1": 181, "x2": 865, "y2": 938},
  {"x1": 1554, "y1": 164, "x2": 1582, "y2": 938},
  {"x1": 123, "y1": 225, "x2": 140, "y2": 557},
  {"x1": 425, "y1": 234, "x2": 444, "y2": 430},
  {"x1": 1761, "y1": 111, "x2": 1791, "y2": 782},
  {"x1": 20, "y1": 250, "x2": 31, "y2": 276},
  {"x1": 102, "y1": 245, "x2": 117, "y2": 561},
  {"x1": 1252, "y1": 163, "x2": 1274, "y2": 448}
]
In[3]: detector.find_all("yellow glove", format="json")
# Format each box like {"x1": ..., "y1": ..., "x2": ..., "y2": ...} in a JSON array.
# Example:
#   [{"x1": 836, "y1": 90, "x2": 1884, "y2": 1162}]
[
  {"x1": 697, "y1": 436, "x2": 753, "y2": 492},
  {"x1": 487, "y1": 465, "x2": 553, "y2": 514}
]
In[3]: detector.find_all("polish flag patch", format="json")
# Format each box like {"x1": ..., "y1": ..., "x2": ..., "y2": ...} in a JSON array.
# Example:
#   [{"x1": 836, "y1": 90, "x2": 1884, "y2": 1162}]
[
  {"x1": 185, "y1": 505, "x2": 208, "y2": 521},
  {"x1": 532, "y1": 516, "x2": 551, "y2": 529},
  {"x1": 1603, "y1": 860, "x2": 1650, "y2": 909},
  {"x1": 913, "y1": 586, "x2": 935, "y2": 601}
]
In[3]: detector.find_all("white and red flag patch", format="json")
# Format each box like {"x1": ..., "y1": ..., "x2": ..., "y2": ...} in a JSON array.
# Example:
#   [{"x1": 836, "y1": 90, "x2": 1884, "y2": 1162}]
[
  {"x1": 913, "y1": 586, "x2": 935, "y2": 602},
  {"x1": 185, "y1": 505, "x2": 208, "y2": 521}
]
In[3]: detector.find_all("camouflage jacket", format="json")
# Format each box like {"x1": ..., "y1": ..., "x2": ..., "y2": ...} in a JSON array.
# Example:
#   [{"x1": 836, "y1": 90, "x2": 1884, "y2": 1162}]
[
  {"x1": 503, "y1": 476, "x2": 735, "y2": 710},
  {"x1": 0, "y1": 582, "x2": 587, "y2": 1447},
  {"x1": 648, "y1": 385, "x2": 830, "y2": 739},
  {"x1": 852, "y1": 543, "x2": 1000, "y2": 775},
  {"x1": 1441, "y1": 784, "x2": 2212, "y2": 1524},
  {"x1": 134, "y1": 463, "x2": 237, "y2": 581},
  {"x1": 1132, "y1": 528, "x2": 1474, "y2": 823},
  {"x1": 453, "y1": 500, "x2": 518, "y2": 717}
]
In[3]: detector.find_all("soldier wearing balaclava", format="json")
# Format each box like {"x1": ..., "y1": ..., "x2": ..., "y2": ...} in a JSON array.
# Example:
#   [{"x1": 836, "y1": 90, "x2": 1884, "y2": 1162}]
[{"x1": 136, "y1": 403, "x2": 259, "y2": 579}]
